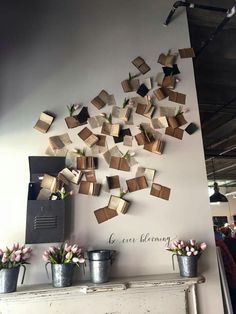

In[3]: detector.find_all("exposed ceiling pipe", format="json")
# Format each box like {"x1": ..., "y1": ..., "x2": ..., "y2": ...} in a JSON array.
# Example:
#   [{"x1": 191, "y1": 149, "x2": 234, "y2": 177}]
[
  {"x1": 164, "y1": 1, "x2": 236, "y2": 58},
  {"x1": 207, "y1": 163, "x2": 236, "y2": 177},
  {"x1": 207, "y1": 134, "x2": 236, "y2": 150},
  {"x1": 201, "y1": 96, "x2": 236, "y2": 126}
]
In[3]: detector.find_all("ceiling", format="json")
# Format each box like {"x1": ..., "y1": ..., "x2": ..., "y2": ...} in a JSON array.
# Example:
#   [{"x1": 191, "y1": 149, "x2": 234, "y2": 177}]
[{"x1": 185, "y1": 0, "x2": 236, "y2": 188}]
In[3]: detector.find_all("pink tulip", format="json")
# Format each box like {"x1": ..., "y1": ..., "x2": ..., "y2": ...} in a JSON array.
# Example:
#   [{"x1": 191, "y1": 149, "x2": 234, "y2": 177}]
[
  {"x1": 0, "y1": 249, "x2": 3, "y2": 255},
  {"x1": 43, "y1": 254, "x2": 49, "y2": 262},
  {"x1": 22, "y1": 253, "x2": 30, "y2": 260},
  {"x1": 187, "y1": 252, "x2": 192, "y2": 256},
  {"x1": 49, "y1": 246, "x2": 56, "y2": 253},
  {"x1": 2, "y1": 256, "x2": 8, "y2": 263},
  {"x1": 180, "y1": 241, "x2": 185, "y2": 246},
  {"x1": 72, "y1": 257, "x2": 79, "y2": 263},
  {"x1": 15, "y1": 250, "x2": 22, "y2": 255},
  {"x1": 178, "y1": 244, "x2": 182, "y2": 249},
  {"x1": 193, "y1": 251, "x2": 198, "y2": 256},
  {"x1": 200, "y1": 242, "x2": 207, "y2": 251},
  {"x1": 71, "y1": 245, "x2": 78, "y2": 253},
  {"x1": 15, "y1": 254, "x2": 21, "y2": 262},
  {"x1": 10, "y1": 254, "x2": 16, "y2": 262},
  {"x1": 173, "y1": 240, "x2": 179, "y2": 246},
  {"x1": 64, "y1": 244, "x2": 72, "y2": 252},
  {"x1": 190, "y1": 239, "x2": 196, "y2": 246},
  {"x1": 78, "y1": 257, "x2": 85, "y2": 264},
  {"x1": 190, "y1": 247, "x2": 195, "y2": 252},
  {"x1": 185, "y1": 246, "x2": 190, "y2": 252},
  {"x1": 22, "y1": 247, "x2": 30, "y2": 254},
  {"x1": 13, "y1": 243, "x2": 19, "y2": 250}
]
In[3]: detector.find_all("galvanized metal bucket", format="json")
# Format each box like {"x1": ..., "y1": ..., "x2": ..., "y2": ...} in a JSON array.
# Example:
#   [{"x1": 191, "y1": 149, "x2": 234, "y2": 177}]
[
  {"x1": 172, "y1": 254, "x2": 199, "y2": 277},
  {"x1": 88, "y1": 250, "x2": 115, "y2": 284},
  {"x1": 46, "y1": 264, "x2": 75, "y2": 288},
  {"x1": 0, "y1": 265, "x2": 26, "y2": 293}
]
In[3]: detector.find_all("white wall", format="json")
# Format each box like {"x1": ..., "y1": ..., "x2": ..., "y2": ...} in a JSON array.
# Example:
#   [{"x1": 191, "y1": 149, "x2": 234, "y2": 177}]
[{"x1": 0, "y1": 1, "x2": 224, "y2": 313}]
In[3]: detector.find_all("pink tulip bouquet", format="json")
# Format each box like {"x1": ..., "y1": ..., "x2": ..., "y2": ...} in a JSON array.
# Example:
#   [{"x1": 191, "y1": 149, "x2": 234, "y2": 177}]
[
  {"x1": 43, "y1": 242, "x2": 85, "y2": 267},
  {"x1": 0, "y1": 243, "x2": 32, "y2": 269},
  {"x1": 167, "y1": 239, "x2": 207, "y2": 256}
]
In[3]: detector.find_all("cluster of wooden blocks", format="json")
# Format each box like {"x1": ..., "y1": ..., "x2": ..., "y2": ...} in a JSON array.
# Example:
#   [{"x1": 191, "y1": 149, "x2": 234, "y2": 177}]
[{"x1": 33, "y1": 46, "x2": 197, "y2": 224}]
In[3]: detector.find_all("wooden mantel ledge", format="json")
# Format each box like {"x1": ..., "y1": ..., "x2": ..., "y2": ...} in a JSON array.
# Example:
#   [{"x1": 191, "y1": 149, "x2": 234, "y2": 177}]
[{"x1": 0, "y1": 273, "x2": 205, "y2": 302}]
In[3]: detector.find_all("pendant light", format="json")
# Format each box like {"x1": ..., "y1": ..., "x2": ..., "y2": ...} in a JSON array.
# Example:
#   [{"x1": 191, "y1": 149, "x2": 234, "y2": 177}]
[{"x1": 209, "y1": 158, "x2": 228, "y2": 203}]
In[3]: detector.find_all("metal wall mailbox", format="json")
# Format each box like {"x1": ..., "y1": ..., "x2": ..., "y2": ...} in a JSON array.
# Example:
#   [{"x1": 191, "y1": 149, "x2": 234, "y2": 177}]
[{"x1": 25, "y1": 156, "x2": 66, "y2": 244}]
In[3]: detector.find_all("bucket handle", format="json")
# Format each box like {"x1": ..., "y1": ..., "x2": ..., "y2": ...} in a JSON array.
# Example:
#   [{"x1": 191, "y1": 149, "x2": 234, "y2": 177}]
[
  {"x1": 20, "y1": 265, "x2": 26, "y2": 285},
  {"x1": 45, "y1": 262, "x2": 50, "y2": 280},
  {"x1": 172, "y1": 254, "x2": 177, "y2": 271},
  {"x1": 110, "y1": 250, "x2": 116, "y2": 265}
]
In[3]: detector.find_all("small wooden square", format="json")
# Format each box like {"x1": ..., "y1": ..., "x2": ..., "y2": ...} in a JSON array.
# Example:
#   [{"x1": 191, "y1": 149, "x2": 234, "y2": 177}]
[
  {"x1": 85, "y1": 170, "x2": 96, "y2": 182},
  {"x1": 178, "y1": 48, "x2": 195, "y2": 58},
  {"x1": 165, "y1": 127, "x2": 184, "y2": 140},
  {"x1": 126, "y1": 176, "x2": 148, "y2": 192},
  {"x1": 34, "y1": 112, "x2": 54, "y2": 133},
  {"x1": 167, "y1": 117, "x2": 178, "y2": 129},
  {"x1": 153, "y1": 88, "x2": 168, "y2": 101},
  {"x1": 109, "y1": 156, "x2": 130, "y2": 171},
  {"x1": 169, "y1": 91, "x2": 186, "y2": 105},
  {"x1": 106, "y1": 175, "x2": 120, "y2": 189},
  {"x1": 108, "y1": 195, "x2": 130, "y2": 214},
  {"x1": 65, "y1": 116, "x2": 79, "y2": 129},
  {"x1": 150, "y1": 183, "x2": 170, "y2": 200},
  {"x1": 94, "y1": 207, "x2": 118, "y2": 224},
  {"x1": 91, "y1": 96, "x2": 105, "y2": 110},
  {"x1": 138, "y1": 63, "x2": 150, "y2": 74},
  {"x1": 121, "y1": 79, "x2": 133, "y2": 93},
  {"x1": 135, "y1": 133, "x2": 146, "y2": 145},
  {"x1": 162, "y1": 76, "x2": 176, "y2": 89}
]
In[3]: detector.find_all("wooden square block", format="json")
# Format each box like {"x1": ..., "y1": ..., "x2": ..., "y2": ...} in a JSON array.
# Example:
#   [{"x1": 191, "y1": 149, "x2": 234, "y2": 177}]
[
  {"x1": 109, "y1": 156, "x2": 130, "y2": 171},
  {"x1": 84, "y1": 170, "x2": 96, "y2": 182},
  {"x1": 158, "y1": 53, "x2": 176, "y2": 67},
  {"x1": 153, "y1": 88, "x2": 168, "y2": 101},
  {"x1": 78, "y1": 127, "x2": 99, "y2": 147},
  {"x1": 162, "y1": 76, "x2": 176, "y2": 89},
  {"x1": 91, "y1": 96, "x2": 105, "y2": 110},
  {"x1": 135, "y1": 133, "x2": 146, "y2": 145},
  {"x1": 41, "y1": 174, "x2": 58, "y2": 193},
  {"x1": 94, "y1": 207, "x2": 118, "y2": 224},
  {"x1": 126, "y1": 176, "x2": 148, "y2": 192},
  {"x1": 65, "y1": 116, "x2": 79, "y2": 129},
  {"x1": 108, "y1": 195, "x2": 130, "y2": 214},
  {"x1": 79, "y1": 181, "x2": 101, "y2": 196},
  {"x1": 150, "y1": 183, "x2": 170, "y2": 200},
  {"x1": 165, "y1": 127, "x2": 184, "y2": 140},
  {"x1": 144, "y1": 140, "x2": 164, "y2": 155},
  {"x1": 178, "y1": 48, "x2": 195, "y2": 58},
  {"x1": 34, "y1": 112, "x2": 54, "y2": 133},
  {"x1": 132, "y1": 56, "x2": 150, "y2": 74},
  {"x1": 95, "y1": 134, "x2": 107, "y2": 147},
  {"x1": 121, "y1": 79, "x2": 133, "y2": 93},
  {"x1": 106, "y1": 175, "x2": 120, "y2": 189},
  {"x1": 169, "y1": 91, "x2": 186, "y2": 105},
  {"x1": 77, "y1": 156, "x2": 98, "y2": 170}
]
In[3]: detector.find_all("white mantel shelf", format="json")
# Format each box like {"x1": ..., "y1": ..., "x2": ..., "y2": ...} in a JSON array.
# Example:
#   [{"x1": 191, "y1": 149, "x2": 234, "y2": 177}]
[{"x1": 0, "y1": 273, "x2": 205, "y2": 302}]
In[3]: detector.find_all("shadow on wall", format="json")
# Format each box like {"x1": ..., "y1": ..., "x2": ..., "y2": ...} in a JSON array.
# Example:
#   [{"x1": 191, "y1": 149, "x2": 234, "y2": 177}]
[{"x1": 0, "y1": 0, "x2": 82, "y2": 119}]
